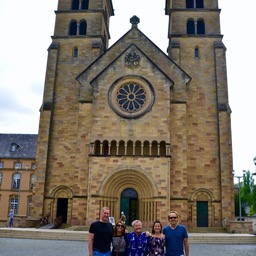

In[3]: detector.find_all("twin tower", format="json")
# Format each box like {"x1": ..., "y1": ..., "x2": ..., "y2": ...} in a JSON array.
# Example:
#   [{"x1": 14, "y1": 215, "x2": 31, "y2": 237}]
[{"x1": 31, "y1": 0, "x2": 234, "y2": 228}]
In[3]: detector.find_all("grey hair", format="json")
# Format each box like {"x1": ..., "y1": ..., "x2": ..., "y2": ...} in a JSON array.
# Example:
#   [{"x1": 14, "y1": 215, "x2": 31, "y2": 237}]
[{"x1": 132, "y1": 219, "x2": 142, "y2": 227}]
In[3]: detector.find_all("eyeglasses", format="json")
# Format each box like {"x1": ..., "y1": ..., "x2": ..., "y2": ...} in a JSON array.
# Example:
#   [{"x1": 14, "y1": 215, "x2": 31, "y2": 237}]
[
  {"x1": 168, "y1": 216, "x2": 177, "y2": 220},
  {"x1": 116, "y1": 224, "x2": 124, "y2": 228}
]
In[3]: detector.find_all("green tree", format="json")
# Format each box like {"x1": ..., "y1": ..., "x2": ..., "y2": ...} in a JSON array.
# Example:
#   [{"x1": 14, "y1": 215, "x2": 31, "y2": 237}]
[{"x1": 240, "y1": 170, "x2": 256, "y2": 215}]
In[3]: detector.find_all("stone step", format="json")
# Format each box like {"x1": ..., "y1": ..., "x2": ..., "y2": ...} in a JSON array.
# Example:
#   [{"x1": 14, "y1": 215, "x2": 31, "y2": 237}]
[{"x1": 0, "y1": 228, "x2": 255, "y2": 244}]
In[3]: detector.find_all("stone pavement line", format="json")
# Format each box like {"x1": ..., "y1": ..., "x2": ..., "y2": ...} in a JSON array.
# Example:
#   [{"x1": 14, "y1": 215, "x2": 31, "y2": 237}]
[{"x1": 0, "y1": 227, "x2": 255, "y2": 244}]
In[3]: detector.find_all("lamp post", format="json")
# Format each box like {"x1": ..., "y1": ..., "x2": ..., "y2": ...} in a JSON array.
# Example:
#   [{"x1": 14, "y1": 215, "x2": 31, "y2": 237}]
[
  {"x1": 253, "y1": 156, "x2": 256, "y2": 177},
  {"x1": 234, "y1": 175, "x2": 243, "y2": 221},
  {"x1": 15, "y1": 165, "x2": 29, "y2": 215}
]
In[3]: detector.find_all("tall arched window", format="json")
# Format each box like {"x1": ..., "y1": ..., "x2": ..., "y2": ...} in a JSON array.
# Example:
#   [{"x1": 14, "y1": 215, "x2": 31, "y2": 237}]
[
  {"x1": 187, "y1": 19, "x2": 195, "y2": 34},
  {"x1": 72, "y1": 0, "x2": 79, "y2": 10},
  {"x1": 197, "y1": 19, "x2": 205, "y2": 34},
  {"x1": 12, "y1": 173, "x2": 21, "y2": 190},
  {"x1": 69, "y1": 21, "x2": 77, "y2": 35},
  {"x1": 186, "y1": 0, "x2": 194, "y2": 8},
  {"x1": 79, "y1": 20, "x2": 87, "y2": 35},
  {"x1": 81, "y1": 0, "x2": 89, "y2": 10}
]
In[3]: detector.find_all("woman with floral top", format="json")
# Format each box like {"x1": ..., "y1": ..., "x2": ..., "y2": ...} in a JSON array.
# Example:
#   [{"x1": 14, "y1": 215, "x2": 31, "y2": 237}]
[{"x1": 148, "y1": 220, "x2": 166, "y2": 256}]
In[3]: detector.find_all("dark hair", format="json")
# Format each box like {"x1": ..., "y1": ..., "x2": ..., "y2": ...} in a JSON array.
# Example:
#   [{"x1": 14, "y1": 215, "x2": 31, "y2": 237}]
[
  {"x1": 151, "y1": 220, "x2": 162, "y2": 234},
  {"x1": 113, "y1": 220, "x2": 126, "y2": 236}
]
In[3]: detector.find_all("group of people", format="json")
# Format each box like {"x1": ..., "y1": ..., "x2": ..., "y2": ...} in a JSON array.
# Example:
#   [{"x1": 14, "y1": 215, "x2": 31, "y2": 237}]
[{"x1": 88, "y1": 207, "x2": 189, "y2": 256}]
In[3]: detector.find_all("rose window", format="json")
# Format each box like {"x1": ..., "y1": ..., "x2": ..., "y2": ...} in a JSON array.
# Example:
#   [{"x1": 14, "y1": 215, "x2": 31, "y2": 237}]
[{"x1": 117, "y1": 83, "x2": 146, "y2": 113}]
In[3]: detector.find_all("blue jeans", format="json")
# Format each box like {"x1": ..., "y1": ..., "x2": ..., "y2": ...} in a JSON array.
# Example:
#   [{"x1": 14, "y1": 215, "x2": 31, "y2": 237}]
[{"x1": 93, "y1": 250, "x2": 111, "y2": 256}]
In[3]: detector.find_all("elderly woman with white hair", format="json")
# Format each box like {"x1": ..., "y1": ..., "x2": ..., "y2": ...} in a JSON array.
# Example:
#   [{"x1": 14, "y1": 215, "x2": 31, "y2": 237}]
[{"x1": 126, "y1": 219, "x2": 150, "y2": 256}]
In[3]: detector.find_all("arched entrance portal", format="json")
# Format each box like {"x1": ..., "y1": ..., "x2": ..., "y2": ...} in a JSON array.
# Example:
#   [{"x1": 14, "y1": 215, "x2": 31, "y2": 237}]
[{"x1": 120, "y1": 188, "x2": 138, "y2": 225}]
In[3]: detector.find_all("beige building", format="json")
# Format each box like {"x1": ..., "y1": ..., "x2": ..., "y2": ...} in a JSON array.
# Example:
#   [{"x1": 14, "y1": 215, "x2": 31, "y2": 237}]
[
  {"x1": 0, "y1": 134, "x2": 36, "y2": 226},
  {"x1": 31, "y1": 0, "x2": 234, "y2": 228}
]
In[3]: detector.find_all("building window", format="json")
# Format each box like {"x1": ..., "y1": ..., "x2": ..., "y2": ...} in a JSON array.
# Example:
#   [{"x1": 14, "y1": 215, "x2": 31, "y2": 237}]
[
  {"x1": 30, "y1": 174, "x2": 34, "y2": 190},
  {"x1": 12, "y1": 173, "x2": 21, "y2": 190},
  {"x1": 81, "y1": 0, "x2": 89, "y2": 10},
  {"x1": 197, "y1": 19, "x2": 205, "y2": 34},
  {"x1": 27, "y1": 197, "x2": 32, "y2": 217},
  {"x1": 187, "y1": 19, "x2": 195, "y2": 34},
  {"x1": 186, "y1": 0, "x2": 194, "y2": 8},
  {"x1": 196, "y1": 0, "x2": 204, "y2": 8},
  {"x1": 72, "y1": 0, "x2": 79, "y2": 10},
  {"x1": 186, "y1": 0, "x2": 204, "y2": 8},
  {"x1": 10, "y1": 196, "x2": 18, "y2": 214},
  {"x1": 31, "y1": 163, "x2": 36, "y2": 170},
  {"x1": 0, "y1": 161, "x2": 3, "y2": 168},
  {"x1": 0, "y1": 173, "x2": 2, "y2": 184},
  {"x1": 109, "y1": 76, "x2": 155, "y2": 119},
  {"x1": 69, "y1": 21, "x2": 77, "y2": 35},
  {"x1": 10, "y1": 143, "x2": 20, "y2": 152},
  {"x1": 117, "y1": 83, "x2": 146, "y2": 113},
  {"x1": 195, "y1": 47, "x2": 199, "y2": 58},
  {"x1": 14, "y1": 162, "x2": 22, "y2": 170},
  {"x1": 79, "y1": 20, "x2": 87, "y2": 35},
  {"x1": 73, "y1": 47, "x2": 78, "y2": 58}
]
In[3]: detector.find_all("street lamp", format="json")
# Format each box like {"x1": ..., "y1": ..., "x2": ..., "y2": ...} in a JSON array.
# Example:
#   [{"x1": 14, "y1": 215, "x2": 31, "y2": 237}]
[
  {"x1": 253, "y1": 156, "x2": 256, "y2": 176},
  {"x1": 15, "y1": 164, "x2": 29, "y2": 214},
  {"x1": 234, "y1": 175, "x2": 243, "y2": 221}
]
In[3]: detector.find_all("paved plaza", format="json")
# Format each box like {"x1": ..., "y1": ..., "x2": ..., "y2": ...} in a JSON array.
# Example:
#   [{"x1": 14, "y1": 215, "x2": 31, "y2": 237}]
[{"x1": 0, "y1": 238, "x2": 255, "y2": 256}]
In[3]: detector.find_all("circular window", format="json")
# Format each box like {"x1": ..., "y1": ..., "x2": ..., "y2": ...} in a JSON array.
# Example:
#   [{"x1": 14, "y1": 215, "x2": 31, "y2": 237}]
[{"x1": 108, "y1": 76, "x2": 154, "y2": 119}]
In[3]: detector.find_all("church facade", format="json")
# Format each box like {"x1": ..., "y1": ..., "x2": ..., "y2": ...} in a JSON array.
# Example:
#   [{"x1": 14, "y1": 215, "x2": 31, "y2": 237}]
[{"x1": 31, "y1": 0, "x2": 234, "y2": 228}]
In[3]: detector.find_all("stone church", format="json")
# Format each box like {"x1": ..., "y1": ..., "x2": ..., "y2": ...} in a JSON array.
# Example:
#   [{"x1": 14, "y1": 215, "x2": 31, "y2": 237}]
[{"x1": 31, "y1": 0, "x2": 234, "y2": 228}]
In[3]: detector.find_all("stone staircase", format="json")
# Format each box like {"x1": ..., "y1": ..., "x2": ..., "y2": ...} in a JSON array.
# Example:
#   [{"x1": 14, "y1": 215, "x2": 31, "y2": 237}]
[{"x1": 0, "y1": 228, "x2": 255, "y2": 244}]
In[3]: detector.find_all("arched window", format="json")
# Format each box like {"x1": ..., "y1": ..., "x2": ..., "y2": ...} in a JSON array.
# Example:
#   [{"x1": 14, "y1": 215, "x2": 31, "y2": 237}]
[
  {"x1": 197, "y1": 19, "x2": 205, "y2": 34},
  {"x1": 119, "y1": 141, "x2": 125, "y2": 155},
  {"x1": 110, "y1": 140, "x2": 117, "y2": 155},
  {"x1": 69, "y1": 21, "x2": 77, "y2": 35},
  {"x1": 127, "y1": 140, "x2": 133, "y2": 155},
  {"x1": 159, "y1": 141, "x2": 166, "y2": 156},
  {"x1": 73, "y1": 47, "x2": 78, "y2": 58},
  {"x1": 81, "y1": 0, "x2": 89, "y2": 10},
  {"x1": 195, "y1": 47, "x2": 199, "y2": 58},
  {"x1": 151, "y1": 141, "x2": 158, "y2": 156},
  {"x1": 12, "y1": 173, "x2": 21, "y2": 190},
  {"x1": 135, "y1": 141, "x2": 142, "y2": 155},
  {"x1": 187, "y1": 19, "x2": 195, "y2": 34},
  {"x1": 103, "y1": 140, "x2": 109, "y2": 156},
  {"x1": 79, "y1": 20, "x2": 87, "y2": 35},
  {"x1": 186, "y1": 0, "x2": 194, "y2": 8},
  {"x1": 94, "y1": 140, "x2": 101, "y2": 155},
  {"x1": 72, "y1": 0, "x2": 79, "y2": 10},
  {"x1": 196, "y1": 0, "x2": 204, "y2": 8}
]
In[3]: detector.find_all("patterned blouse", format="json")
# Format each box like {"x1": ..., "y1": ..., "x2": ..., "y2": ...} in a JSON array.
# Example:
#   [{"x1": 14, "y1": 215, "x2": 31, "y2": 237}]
[
  {"x1": 148, "y1": 236, "x2": 166, "y2": 256},
  {"x1": 126, "y1": 232, "x2": 149, "y2": 256}
]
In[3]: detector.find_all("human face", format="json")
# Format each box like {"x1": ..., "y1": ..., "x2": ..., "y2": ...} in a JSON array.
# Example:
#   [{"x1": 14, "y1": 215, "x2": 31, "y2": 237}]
[
  {"x1": 116, "y1": 223, "x2": 125, "y2": 232},
  {"x1": 133, "y1": 221, "x2": 142, "y2": 235},
  {"x1": 153, "y1": 222, "x2": 162, "y2": 233},
  {"x1": 101, "y1": 208, "x2": 110, "y2": 222},
  {"x1": 168, "y1": 213, "x2": 178, "y2": 227}
]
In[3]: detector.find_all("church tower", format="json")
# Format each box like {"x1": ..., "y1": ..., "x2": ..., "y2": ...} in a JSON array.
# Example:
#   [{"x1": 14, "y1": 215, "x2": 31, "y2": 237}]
[
  {"x1": 165, "y1": 0, "x2": 234, "y2": 226},
  {"x1": 32, "y1": 0, "x2": 234, "y2": 228}
]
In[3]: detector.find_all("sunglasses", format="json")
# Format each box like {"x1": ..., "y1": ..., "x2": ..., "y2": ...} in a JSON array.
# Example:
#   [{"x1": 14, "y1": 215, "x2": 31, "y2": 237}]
[
  {"x1": 116, "y1": 224, "x2": 124, "y2": 228},
  {"x1": 168, "y1": 216, "x2": 177, "y2": 220}
]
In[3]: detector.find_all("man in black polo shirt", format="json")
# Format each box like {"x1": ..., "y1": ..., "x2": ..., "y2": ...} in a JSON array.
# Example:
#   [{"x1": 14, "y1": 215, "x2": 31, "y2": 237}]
[{"x1": 88, "y1": 207, "x2": 113, "y2": 256}]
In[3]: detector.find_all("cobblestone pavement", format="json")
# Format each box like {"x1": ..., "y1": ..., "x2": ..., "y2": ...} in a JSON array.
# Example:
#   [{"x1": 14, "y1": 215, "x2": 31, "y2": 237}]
[{"x1": 0, "y1": 238, "x2": 255, "y2": 256}]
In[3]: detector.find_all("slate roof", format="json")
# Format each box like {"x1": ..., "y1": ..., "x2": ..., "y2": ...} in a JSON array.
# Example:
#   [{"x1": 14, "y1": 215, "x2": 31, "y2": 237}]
[{"x1": 0, "y1": 134, "x2": 37, "y2": 159}]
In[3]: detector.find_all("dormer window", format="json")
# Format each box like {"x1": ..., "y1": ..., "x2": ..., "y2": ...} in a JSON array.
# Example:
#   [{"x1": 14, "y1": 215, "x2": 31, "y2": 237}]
[{"x1": 10, "y1": 143, "x2": 20, "y2": 152}]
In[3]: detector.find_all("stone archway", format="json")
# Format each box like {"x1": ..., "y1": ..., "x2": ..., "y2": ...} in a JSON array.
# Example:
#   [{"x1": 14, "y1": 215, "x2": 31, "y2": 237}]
[
  {"x1": 190, "y1": 188, "x2": 215, "y2": 227},
  {"x1": 99, "y1": 168, "x2": 157, "y2": 225},
  {"x1": 51, "y1": 186, "x2": 73, "y2": 224}
]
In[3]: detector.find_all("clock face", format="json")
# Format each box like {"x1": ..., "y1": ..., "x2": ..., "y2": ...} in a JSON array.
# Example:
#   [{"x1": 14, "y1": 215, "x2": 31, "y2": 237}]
[{"x1": 108, "y1": 76, "x2": 155, "y2": 119}]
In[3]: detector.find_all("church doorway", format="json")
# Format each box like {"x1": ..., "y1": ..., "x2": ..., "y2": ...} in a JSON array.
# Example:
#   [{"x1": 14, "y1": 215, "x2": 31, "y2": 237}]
[
  {"x1": 197, "y1": 201, "x2": 208, "y2": 227},
  {"x1": 120, "y1": 188, "x2": 138, "y2": 226},
  {"x1": 57, "y1": 198, "x2": 68, "y2": 223}
]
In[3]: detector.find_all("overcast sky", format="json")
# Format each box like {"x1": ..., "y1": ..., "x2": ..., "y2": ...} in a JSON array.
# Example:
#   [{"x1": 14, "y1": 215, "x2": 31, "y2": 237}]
[{"x1": 0, "y1": 0, "x2": 255, "y2": 178}]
